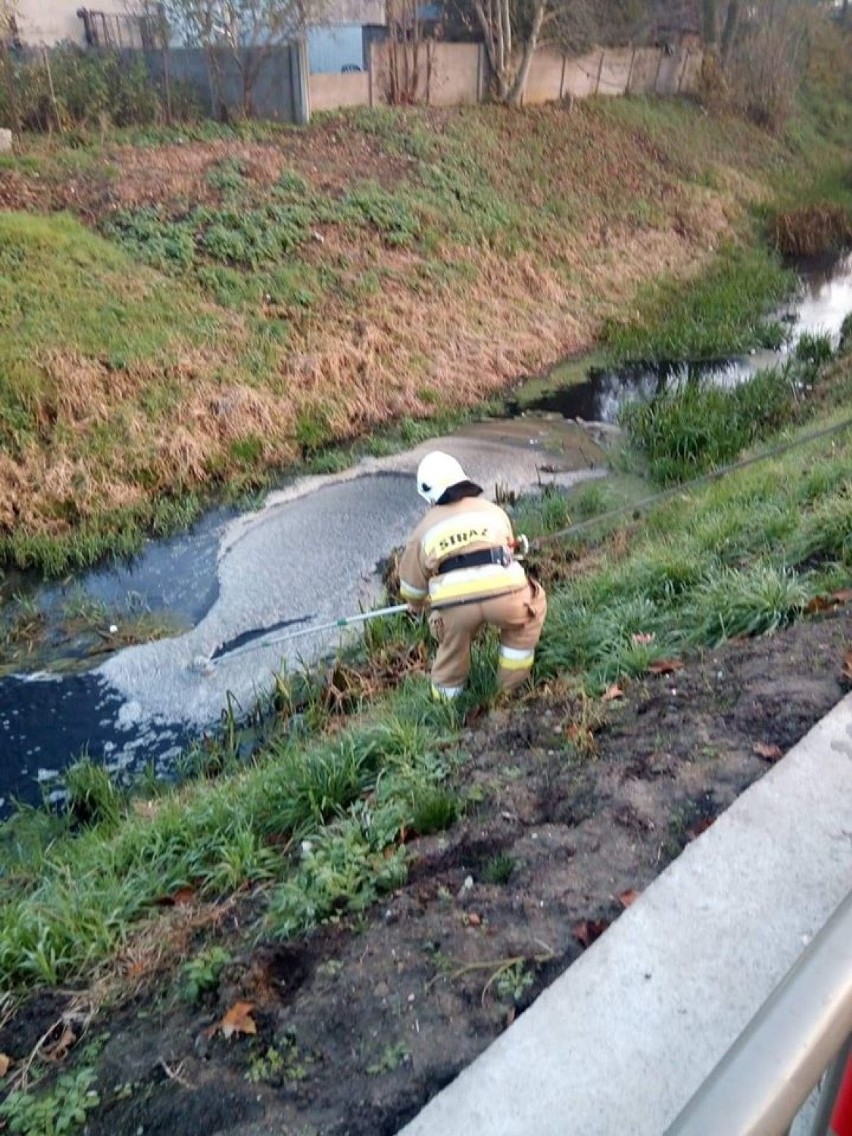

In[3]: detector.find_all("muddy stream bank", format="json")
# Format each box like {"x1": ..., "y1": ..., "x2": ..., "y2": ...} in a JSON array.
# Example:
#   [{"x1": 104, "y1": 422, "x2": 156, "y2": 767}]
[{"x1": 0, "y1": 254, "x2": 849, "y2": 812}]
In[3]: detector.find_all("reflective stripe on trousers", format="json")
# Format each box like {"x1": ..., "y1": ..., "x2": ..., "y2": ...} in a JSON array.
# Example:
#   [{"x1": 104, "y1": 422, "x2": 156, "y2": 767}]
[
  {"x1": 428, "y1": 580, "x2": 547, "y2": 695},
  {"x1": 431, "y1": 682, "x2": 464, "y2": 701},
  {"x1": 498, "y1": 644, "x2": 535, "y2": 672}
]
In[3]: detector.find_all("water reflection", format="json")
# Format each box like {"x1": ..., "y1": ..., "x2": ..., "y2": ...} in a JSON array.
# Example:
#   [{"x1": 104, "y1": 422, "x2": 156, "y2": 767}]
[{"x1": 509, "y1": 254, "x2": 852, "y2": 425}]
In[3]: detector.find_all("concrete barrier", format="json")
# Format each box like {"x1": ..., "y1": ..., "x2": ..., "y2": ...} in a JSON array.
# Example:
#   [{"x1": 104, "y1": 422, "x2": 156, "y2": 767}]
[
  {"x1": 399, "y1": 694, "x2": 852, "y2": 1136},
  {"x1": 309, "y1": 70, "x2": 370, "y2": 111},
  {"x1": 523, "y1": 48, "x2": 565, "y2": 104},
  {"x1": 308, "y1": 39, "x2": 704, "y2": 115}
]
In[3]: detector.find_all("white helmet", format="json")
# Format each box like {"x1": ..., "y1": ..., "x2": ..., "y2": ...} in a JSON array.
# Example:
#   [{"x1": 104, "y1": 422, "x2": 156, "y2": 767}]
[{"x1": 416, "y1": 451, "x2": 468, "y2": 505}]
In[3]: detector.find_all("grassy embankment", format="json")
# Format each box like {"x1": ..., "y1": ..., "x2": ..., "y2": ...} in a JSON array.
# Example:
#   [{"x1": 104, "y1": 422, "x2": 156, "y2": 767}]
[
  {"x1": 0, "y1": 65, "x2": 849, "y2": 576},
  {"x1": 0, "y1": 47, "x2": 851, "y2": 1119},
  {"x1": 1, "y1": 318, "x2": 850, "y2": 1003},
  {"x1": 1, "y1": 234, "x2": 851, "y2": 1126}
]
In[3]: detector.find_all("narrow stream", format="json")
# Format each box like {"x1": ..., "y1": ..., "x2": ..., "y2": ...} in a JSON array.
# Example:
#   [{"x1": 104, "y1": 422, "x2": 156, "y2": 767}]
[
  {"x1": 1, "y1": 254, "x2": 849, "y2": 814},
  {"x1": 507, "y1": 253, "x2": 852, "y2": 423}
]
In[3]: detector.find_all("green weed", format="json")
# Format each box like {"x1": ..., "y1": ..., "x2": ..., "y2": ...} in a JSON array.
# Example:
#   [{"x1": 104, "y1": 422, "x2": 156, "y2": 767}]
[
  {"x1": 0, "y1": 1068, "x2": 100, "y2": 1136},
  {"x1": 366, "y1": 1042, "x2": 409, "y2": 1076},
  {"x1": 61, "y1": 758, "x2": 122, "y2": 831},
  {"x1": 482, "y1": 852, "x2": 516, "y2": 885},
  {"x1": 494, "y1": 961, "x2": 534, "y2": 1004},
  {"x1": 181, "y1": 946, "x2": 232, "y2": 1003},
  {"x1": 410, "y1": 785, "x2": 460, "y2": 836},
  {"x1": 246, "y1": 1038, "x2": 311, "y2": 1085},
  {"x1": 620, "y1": 363, "x2": 799, "y2": 485},
  {"x1": 681, "y1": 563, "x2": 812, "y2": 645},
  {"x1": 602, "y1": 244, "x2": 794, "y2": 364},
  {"x1": 206, "y1": 157, "x2": 247, "y2": 195}
]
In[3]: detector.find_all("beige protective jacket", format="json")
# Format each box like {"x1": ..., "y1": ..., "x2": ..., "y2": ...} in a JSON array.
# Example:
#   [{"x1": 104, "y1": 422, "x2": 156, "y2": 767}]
[{"x1": 399, "y1": 496, "x2": 527, "y2": 610}]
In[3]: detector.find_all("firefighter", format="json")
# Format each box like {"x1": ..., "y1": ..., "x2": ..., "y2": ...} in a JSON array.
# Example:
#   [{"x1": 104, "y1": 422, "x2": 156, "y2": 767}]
[{"x1": 399, "y1": 450, "x2": 547, "y2": 699}]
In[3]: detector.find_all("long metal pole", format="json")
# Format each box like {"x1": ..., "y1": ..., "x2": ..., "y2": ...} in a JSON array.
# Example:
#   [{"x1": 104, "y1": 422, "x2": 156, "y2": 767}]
[
  {"x1": 205, "y1": 603, "x2": 410, "y2": 669},
  {"x1": 664, "y1": 889, "x2": 852, "y2": 1136}
]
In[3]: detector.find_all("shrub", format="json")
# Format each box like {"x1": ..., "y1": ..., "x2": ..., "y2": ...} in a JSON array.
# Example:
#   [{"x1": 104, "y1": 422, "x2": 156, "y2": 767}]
[
  {"x1": 0, "y1": 44, "x2": 172, "y2": 132},
  {"x1": 722, "y1": 7, "x2": 810, "y2": 133}
]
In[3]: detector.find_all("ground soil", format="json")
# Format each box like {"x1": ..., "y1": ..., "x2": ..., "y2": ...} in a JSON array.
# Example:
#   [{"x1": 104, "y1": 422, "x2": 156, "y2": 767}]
[{"x1": 2, "y1": 609, "x2": 849, "y2": 1136}]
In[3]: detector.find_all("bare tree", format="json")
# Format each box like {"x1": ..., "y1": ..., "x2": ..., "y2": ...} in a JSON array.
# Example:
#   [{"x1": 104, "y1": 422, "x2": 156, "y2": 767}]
[
  {"x1": 719, "y1": 0, "x2": 739, "y2": 63},
  {"x1": 466, "y1": 0, "x2": 650, "y2": 106},
  {"x1": 722, "y1": 0, "x2": 811, "y2": 130},
  {"x1": 383, "y1": 0, "x2": 433, "y2": 104},
  {"x1": 0, "y1": 0, "x2": 20, "y2": 131},
  {"x1": 470, "y1": 0, "x2": 548, "y2": 104},
  {"x1": 161, "y1": 0, "x2": 315, "y2": 116},
  {"x1": 702, "y1": 0, "x2": 717, "y2": 46}
]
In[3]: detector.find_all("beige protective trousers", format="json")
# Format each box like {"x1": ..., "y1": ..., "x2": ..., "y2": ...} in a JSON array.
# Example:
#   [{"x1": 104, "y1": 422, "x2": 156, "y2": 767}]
[{"x1": 428, "y1": 579, "x2": 547, "y2": 697}]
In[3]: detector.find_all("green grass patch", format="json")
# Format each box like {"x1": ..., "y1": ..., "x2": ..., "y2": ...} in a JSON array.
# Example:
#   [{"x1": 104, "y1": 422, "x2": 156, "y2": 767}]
[
  {"x1": 533, "y1": 397, "x2": 852, "y2": 691},
  {"x1": 601, "y1": 244, "x2": 795, "y2": 365},
  {"x1": 0, "y1": 685, "x2": 458, "y2": 990},
  {"x1": 0, "y1": 212, "x2": 232, "y2": 451},
  {"x1": 620, "y1": 363, "x2": 800, "y2": 485}
]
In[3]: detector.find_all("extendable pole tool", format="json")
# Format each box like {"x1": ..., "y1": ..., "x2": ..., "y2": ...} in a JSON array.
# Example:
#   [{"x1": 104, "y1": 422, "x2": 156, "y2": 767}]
[{"x1": 191, "y1": 603, "x2": 411, "y2": 675}]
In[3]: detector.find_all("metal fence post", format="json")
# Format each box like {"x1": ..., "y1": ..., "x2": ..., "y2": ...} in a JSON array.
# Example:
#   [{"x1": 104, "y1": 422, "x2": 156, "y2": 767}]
[
  {"x1": 290, "y1": 37, "x2": 310, "y2": 125},
  {"x1": 810, "y1": 1036, "x2": 852, "y2": 1136}
]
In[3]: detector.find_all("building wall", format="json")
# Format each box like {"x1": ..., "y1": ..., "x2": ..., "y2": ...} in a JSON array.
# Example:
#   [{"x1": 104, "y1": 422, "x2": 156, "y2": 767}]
[
  {"x1": 323, "y1": 0, "x2": 385, "y2": 26},
  {"x1": 308, "y1": 25, "x2": 365, "y2": 74},
  {"x1": 15, "y1": 1, "x2": 131, "y2": 46}
]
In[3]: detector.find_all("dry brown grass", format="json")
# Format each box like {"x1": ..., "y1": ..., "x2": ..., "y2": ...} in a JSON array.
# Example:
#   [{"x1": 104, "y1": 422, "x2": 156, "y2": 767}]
[
  {"x1": 0, "y1": 100, "x2": 791, "y2": 550},
  {"x1": 771, "y1": 204, "x2": 852, "y2": 258}
]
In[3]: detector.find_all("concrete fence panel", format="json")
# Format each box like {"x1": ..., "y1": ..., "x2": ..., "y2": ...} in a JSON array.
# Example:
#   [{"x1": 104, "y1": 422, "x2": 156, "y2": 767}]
[
  {"x1": 654, "y1": 44, "x2": 695, "y2": 95},
  {"x1": 598, "y1": 46, "x2": 634, "y2": 96},
  {"x1": 298, "y1": 37, "x2": 706, "y2": 118},
  {"x1": 679, "y1": 49, "x2": 702, "y2": 93},
  {"x1": 427, "y1": 43, "x2": 482, "y2": 106},
  {"x1": 561, "y1": 50, "x2": 605, "y2": 99},
  {"x1": 628, "y1": 47, "x2": 664, "y2": 94},
  {"x1": 309, "y1": 70, "x2": 370, "y2": 111},
  {"x1": 369, "y1": 40, "x2": 481, "y2": 107},
  {"x1": 145, "y1": 44, "x2": 304, "y2": 122},
  {"x1": 370, "y1": 39, "x2": 427, "y2": 104},
  {"x1": 522, "y1": 48, "x2": 565, "y2": 105}
]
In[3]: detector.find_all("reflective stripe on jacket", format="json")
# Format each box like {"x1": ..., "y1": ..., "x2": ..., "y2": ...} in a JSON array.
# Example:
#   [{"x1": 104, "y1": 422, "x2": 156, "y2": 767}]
[{"x1": 399, "y1": 496, "x2": 527, "y2": 609}]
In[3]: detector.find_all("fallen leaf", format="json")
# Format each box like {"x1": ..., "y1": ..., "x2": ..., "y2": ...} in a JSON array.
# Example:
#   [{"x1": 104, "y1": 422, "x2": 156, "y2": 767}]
[
  {"x1": 687, "y1": 817, "x2": 715, "y2": 842},
  {"x1": 843, "y1": 649, "x2": 852, "y2": 683},
  {"x1": 43, "y1": 1028, "x2": 76, "y2": 1062},
  {"x1": 572, "y1": 918, "x2": 610, "y2": 948},
  {"x1": 466, "y1": 912, "x2": 482, "y2": 927},
  {"x1": 805, "y1": 589, "x2": 852, "y2": 615},
  {"x1": 631, "y1": 632, "x2": 655, "y2": 645},
  {"x1": 647, "y1": 658, "x2": 684, "y2": 675},
  {"x1": 601, "y1": 684, "x2": 624, "y2": 703},
  {"x1": 210, "y1": 1001, "x2": 257, "y2": 1041},
  {"x1": 805, "y1": 594, "x2": 833, "y2": 615},
  {"x1": 617, "y1": 889, "x2": 641, "y2": 908},
  {"x1": 753, "y1": 741, "x2": 784, "y2": 762},
  {"x1": 0, "y1": 1054, "x2": 11, "y2": 1077},
  {"x1": 155, "y1": 885, "x2": 196, "y2": 907}
]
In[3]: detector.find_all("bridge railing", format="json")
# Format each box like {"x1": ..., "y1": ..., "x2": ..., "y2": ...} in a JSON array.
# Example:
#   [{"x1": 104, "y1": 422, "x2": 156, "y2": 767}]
[{"x1": 663, "y1": 888, "x2": 852, "y2": 1136}]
